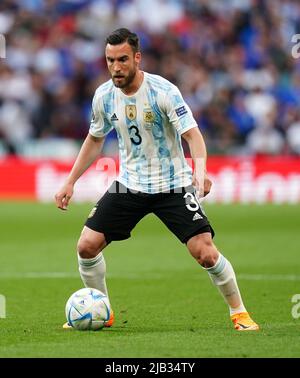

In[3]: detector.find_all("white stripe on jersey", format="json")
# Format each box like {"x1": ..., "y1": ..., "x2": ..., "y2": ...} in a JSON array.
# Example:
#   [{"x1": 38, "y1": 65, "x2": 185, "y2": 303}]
[{"x1": 89, "y1": 72, "x2": 198, "y2": 193}]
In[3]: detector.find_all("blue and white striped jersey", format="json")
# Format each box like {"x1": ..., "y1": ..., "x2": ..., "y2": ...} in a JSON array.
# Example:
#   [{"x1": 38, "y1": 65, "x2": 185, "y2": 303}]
[{"x1": 89, "y1": 72, "x2": 198, "y2": 193}]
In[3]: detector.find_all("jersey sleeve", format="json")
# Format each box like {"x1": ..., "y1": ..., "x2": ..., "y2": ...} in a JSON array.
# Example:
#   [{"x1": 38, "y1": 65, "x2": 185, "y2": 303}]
[
  {"x1": 164, "y1": 86, "x2": 198, "y2": 135},
  {"x1": 89, "y1": 92, "x2": 113, "y2": 138}
]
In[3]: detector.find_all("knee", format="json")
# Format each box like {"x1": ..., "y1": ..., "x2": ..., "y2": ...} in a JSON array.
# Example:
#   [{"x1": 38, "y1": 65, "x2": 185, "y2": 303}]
[
  {"x1": 187, "y1": 234, "x2": 219, "y2": 268},
  {"x1": 77, "y1": 237, "x2": 104, "y2": 259}
]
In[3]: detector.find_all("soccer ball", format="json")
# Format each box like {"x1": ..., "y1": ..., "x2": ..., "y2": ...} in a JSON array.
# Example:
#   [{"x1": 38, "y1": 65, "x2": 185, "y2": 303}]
[{"x1": 65, "y1": 288, "x2": 110, "y2": 331}]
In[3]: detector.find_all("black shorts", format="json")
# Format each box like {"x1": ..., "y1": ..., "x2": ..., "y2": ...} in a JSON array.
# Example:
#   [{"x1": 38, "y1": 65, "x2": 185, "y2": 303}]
[{"x1": 85, "y1": 181, "x2": 215, "y2": 244}]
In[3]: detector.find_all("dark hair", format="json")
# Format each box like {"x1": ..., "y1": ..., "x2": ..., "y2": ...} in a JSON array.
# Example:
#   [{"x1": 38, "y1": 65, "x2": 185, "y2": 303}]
[{"x1": 106, "y1": 28, "x2": 140, "y2": 53}]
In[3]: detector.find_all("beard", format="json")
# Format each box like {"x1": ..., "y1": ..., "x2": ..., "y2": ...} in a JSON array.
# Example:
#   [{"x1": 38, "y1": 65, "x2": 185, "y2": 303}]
[{"x1": 112, "y1": 68, "x2": 137, "y2": 89}]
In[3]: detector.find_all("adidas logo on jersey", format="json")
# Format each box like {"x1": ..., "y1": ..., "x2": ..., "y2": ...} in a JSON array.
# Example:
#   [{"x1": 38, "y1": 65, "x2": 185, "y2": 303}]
[
  {"x1": 111, "y1": 113, "x2": 119, "y2": 121},
  {"x1": 193, "y1": 212, "x2": 203, "y2": 221}
]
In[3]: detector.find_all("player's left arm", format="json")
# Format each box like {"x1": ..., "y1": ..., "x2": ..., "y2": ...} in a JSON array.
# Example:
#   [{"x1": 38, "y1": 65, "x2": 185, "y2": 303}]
[
  {"x1": 162, "y1": 84, "x2": 212, "y2": 197},
  {"x1": 182, "y1": 127, "x2": 212, "y2": 198}
]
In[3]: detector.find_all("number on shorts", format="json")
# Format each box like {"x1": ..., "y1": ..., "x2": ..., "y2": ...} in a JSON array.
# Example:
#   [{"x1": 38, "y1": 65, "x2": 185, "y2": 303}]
[{"x1": 184, "y1": 192, "x2": 200, "y2": 212}]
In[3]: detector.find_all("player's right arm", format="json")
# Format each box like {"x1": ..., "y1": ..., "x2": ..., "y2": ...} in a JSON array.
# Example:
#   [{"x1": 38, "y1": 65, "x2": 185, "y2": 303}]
[
  {"x1": 55, "y1": 89, "x2": 112, "y2": 211},
  {"x1": 55, "y1": 134, "x2": 105, "y2": 210}
]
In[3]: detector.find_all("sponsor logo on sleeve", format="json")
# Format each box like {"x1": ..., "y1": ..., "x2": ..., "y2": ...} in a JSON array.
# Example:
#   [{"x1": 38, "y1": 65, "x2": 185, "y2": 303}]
[
  {"x1": 91, "y1": 109, "x2": 96, "y2": 122},
  {"x1": 175, "y1": 106, "x2": 188, "y2": 117}
]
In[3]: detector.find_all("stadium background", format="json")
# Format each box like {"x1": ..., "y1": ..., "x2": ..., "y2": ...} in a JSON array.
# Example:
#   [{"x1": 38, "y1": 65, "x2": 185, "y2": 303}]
[
  {"x1": 0, "y1": 0, "x2": 300, "y2": 358},
  {"x1": 1, "y1": 0, "x2": 300, "y2": 202}
]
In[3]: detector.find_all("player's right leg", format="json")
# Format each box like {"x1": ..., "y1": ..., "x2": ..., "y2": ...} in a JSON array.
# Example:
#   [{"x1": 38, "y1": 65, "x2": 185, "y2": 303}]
[
  {"x1": 63, "y1": 226, "x2": 114, "y2": 329},
  {"x1": 77, "y1": 226, "x2": 109, "y2": 298},
  {"x1": 64, "y1": 181, "x2": 149, "y2": 329}
]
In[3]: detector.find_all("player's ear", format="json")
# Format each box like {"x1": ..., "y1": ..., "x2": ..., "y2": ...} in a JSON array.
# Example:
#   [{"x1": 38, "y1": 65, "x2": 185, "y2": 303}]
[{"x1": 135, "y1": 52, "x2": 141, "y2": 64}]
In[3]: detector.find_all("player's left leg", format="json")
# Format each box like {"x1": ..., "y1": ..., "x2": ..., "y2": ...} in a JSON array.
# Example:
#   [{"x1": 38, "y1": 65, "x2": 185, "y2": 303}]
[
  {"x1": 186, "y1": 232, "x2": 259, "y2": 331},
  {"x1": 153, "y1": 186, "x2": 258, "y2": 331}
]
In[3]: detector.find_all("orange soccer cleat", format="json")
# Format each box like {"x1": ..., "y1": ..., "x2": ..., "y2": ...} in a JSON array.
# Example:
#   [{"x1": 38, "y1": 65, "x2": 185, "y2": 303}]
[
  {"x1": 104, "y1": 310, "x2": 115, "y2": 327},
  {"x1": 63, "y1": 310, "x2": 115, "y2": 329},
  {"x1": 231, "y1": 312, "x2": 259, "y2": 331}
]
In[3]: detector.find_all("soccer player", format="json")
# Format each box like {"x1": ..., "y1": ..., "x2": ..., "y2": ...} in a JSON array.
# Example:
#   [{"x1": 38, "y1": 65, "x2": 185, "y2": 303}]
[{"x1": 55, "y1": 28, "x2": 259, "y2": 331}]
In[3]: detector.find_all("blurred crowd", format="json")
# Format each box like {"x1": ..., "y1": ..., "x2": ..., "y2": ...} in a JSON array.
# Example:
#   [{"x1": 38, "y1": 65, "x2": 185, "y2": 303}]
[{"x1": 1, "y1": 0, "x2": 300, "y2": 157}]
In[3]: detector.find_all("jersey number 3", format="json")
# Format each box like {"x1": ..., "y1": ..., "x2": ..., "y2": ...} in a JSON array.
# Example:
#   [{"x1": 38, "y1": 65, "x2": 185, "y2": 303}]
[{"x1": 129, "y1": 125, "x2": 142, "y2": 145}]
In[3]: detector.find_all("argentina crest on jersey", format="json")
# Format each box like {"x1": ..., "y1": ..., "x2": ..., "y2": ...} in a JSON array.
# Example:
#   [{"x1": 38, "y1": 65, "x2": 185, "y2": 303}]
[{"x1": 143, "y1": 107, "x2": 155, "y2": 129}]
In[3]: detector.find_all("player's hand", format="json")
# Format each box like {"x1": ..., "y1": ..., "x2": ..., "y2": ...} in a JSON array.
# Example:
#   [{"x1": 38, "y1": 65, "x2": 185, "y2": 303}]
[
  {"x1": 193, "y1": 172, "x2": 212, "y2": 198},
  {"x1": 55, "y1": 183, "x2": 74, "y2": 211},
  {"x1": 203, "y1": 174, "x2": 212, "y2": 197}
]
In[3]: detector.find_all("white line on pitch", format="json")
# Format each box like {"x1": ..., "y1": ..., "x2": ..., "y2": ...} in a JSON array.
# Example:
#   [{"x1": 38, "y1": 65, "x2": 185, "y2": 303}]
[
  {"x1": 0, "y1": 272, "x2": 300, "y2": 281},
  {"x1": 238, "y1": 274, "x2": 300, "y2": 281}
]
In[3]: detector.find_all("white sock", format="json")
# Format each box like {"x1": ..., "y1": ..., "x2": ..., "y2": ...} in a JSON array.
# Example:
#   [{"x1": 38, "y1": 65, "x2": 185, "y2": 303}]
[
  {"x1": 78, "y1": 252, "x2": 109, "y2": 302},
  {"x1": 205, "y1": 253, "x2": 246, "y2": 316}
]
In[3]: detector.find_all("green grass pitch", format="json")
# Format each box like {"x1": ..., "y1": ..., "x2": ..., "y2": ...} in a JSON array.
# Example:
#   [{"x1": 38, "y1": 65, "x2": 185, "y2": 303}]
[{"x1": 0, "y1": 201, "x2": 299, "y2": 358}]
